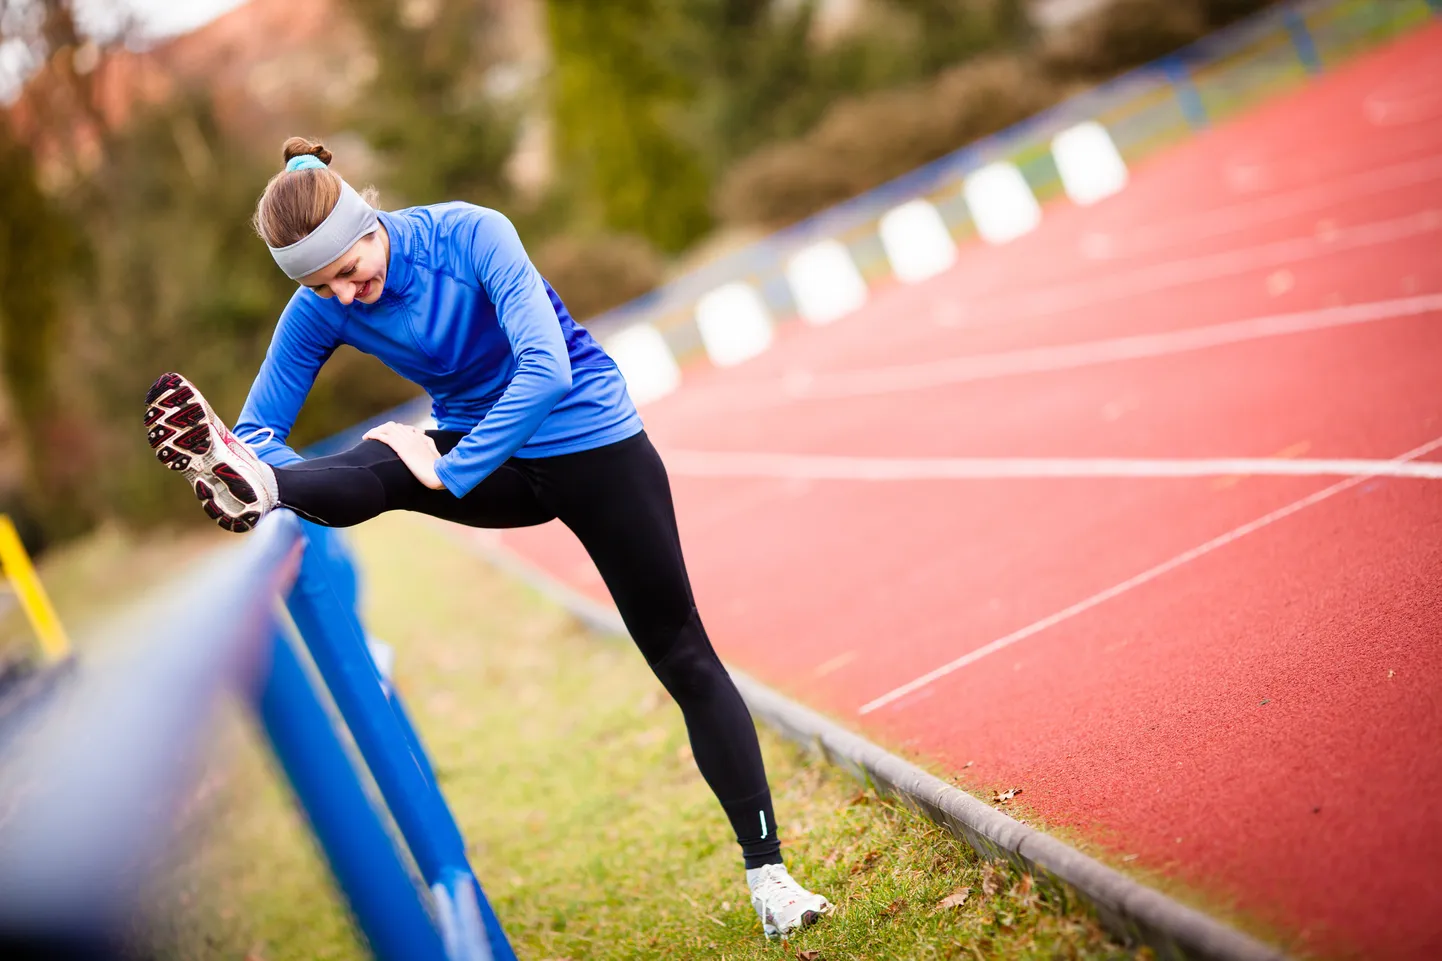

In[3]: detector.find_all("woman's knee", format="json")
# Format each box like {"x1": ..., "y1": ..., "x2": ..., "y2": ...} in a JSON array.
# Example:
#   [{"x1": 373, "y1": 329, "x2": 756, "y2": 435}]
[{"x1": 646, "y1": 608, "x2": 728, "y2": 702}]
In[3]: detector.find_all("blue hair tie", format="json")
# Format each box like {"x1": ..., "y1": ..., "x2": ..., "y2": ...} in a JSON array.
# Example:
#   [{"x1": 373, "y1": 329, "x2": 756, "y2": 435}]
[{"x1": 285, "y1": 155, "x2": 327, "y2": 173}]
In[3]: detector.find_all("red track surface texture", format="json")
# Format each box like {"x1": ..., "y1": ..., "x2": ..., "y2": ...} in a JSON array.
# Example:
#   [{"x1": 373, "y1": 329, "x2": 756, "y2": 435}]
[{"x1": 493, "y1": 25, "x2": 1442, "y2": 958}]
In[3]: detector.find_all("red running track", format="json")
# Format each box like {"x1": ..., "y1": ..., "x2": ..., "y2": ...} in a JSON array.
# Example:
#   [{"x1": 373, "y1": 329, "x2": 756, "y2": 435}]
[{"x1": 490, "y1": 24, "x2": 1442, "y2": 959}]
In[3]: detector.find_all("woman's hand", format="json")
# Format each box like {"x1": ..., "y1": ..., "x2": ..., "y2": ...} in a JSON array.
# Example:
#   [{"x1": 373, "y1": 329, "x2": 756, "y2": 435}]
[{"x1": 363, "y1": 421, "x2": 446, "y2": 490}]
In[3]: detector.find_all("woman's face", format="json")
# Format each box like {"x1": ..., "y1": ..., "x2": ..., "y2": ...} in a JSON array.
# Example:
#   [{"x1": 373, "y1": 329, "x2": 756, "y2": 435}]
[{"x1": 300, "y1": 224, "x2": 389, "y2": 305}]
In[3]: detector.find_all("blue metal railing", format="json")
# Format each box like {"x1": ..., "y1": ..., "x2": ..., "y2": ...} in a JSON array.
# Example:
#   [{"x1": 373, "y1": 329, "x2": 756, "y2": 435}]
[
  {"x1": 0, "y1": 511, "x2": 515, "y2": 961},
  {"x1": 284, "y1": 519, "x2": 514, "y2": 960}
]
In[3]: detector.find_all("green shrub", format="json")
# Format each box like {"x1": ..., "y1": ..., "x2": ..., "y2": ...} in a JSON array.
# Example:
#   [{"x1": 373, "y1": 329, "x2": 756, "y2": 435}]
[
  {"x1": 715, "y1": 0, "x2": 1285, "y2": 231},
  {"x1": 1200, "y1": 0, "x2": 1282, "y2": 28},
  {"x1": 1036, "y1": 0, "x2": 1281, "y2": 81},
  {"x1": 534, "y1": 233, "x2": 666, "y2": 323},
  {"x1": 716, "y1": 54, "x2": 1058, "y2": 228}
]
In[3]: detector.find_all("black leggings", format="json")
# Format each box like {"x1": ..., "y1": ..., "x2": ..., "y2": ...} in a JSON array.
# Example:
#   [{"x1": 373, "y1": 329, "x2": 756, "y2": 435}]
[{"x1": 277, "y1": 430, "x2": 782, "y2": 868}]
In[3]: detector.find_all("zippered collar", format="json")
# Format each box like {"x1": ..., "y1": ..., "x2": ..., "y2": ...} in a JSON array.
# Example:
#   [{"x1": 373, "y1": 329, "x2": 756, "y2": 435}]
[{"x1": 377, "y1": 209, "x2": 415, "y2": 301}]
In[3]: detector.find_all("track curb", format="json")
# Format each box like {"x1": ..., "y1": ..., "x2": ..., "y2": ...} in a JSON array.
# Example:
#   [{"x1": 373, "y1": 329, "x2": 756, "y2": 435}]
[{"x1": 452, "y1": 529, "x2": 1289, "y2": 961}]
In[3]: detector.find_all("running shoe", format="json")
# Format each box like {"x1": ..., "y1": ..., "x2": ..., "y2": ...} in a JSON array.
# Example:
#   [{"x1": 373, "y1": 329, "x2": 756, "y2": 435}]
[
  {"x1": 144, "y1": 372, "x2": 278, "y2": 533},
  {"x1": 747, "y1": 863, "x2": 831, "y2": 939}
]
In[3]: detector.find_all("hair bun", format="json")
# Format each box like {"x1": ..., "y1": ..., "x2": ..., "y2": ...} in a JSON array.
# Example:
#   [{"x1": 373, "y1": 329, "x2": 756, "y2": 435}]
[{"x1": 280, "y1": 136, "x2": 334, "y2": 166}]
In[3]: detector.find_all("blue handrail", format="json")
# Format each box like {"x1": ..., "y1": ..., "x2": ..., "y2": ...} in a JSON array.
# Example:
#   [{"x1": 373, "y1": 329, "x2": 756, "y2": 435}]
[
  {"x1": 0, "y1": 514, "x2": 300, "y2": 950},
  {"x1": 0, "y1": 509, "x2": 515, "y2": 960},
  {"x1": 285, "y1": 520, "x2": 515, "y2": 961}
]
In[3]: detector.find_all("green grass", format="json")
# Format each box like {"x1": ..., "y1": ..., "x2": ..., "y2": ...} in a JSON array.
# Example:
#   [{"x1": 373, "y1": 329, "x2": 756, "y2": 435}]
[{"x1": 124, "y1": 512, "x2": 1139, "y2": 960}]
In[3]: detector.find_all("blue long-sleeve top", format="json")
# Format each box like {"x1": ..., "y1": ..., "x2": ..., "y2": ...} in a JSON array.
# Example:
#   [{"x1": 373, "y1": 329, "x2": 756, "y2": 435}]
[{"x1": 234, "y1": 202, "x2": 643, "y2": 497}]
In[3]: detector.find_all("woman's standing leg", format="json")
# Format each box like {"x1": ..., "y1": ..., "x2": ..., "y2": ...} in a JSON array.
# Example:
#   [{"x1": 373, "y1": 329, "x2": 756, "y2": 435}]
[
  {"x1": 524, "y1": 432, "x2": 782, "y2": 867},
  {"x1": 523, "y1": 432, "x2": 829, "y2": 936}
]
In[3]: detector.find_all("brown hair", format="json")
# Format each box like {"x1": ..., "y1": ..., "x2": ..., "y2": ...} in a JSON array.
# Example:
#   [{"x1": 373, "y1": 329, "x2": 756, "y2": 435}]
[{"x1": 252, "y1": 136, "x2": 379, "y2": 248}]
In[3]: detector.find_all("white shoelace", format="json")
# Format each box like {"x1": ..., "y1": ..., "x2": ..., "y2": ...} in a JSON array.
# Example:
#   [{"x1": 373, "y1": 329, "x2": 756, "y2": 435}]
[
  {"x1": 750, "y1": 864, "x2": 808, "y2": 903},
  {"x1": 237, "y1": 426, "x2": 276, "y2": 448}
]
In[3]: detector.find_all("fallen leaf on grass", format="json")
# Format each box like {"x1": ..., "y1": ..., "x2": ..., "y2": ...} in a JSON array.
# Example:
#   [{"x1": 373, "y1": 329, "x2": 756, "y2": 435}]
[
  {"x1": 991, "y1": 788, "x2": 1022, "y2": 804},
  {"x1": 798, "y1": 951, "x2": 822, "y2": 961},
  {"x1": 882, "y1": 898, "x2": 907, "y2": 917},
  {"x1": 936, "y1": 886, "x2": 971, "y2": 910},
  {"x1": 849, "y1": 849, "x2": 882, "y2": 875},
  {"x1": 980, "y1": 862, "x2": 1005, "y2": 898}
]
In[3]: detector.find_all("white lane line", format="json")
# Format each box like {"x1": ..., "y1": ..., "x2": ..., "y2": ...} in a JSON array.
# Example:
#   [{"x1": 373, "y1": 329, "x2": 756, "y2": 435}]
[
  {"x1": 1092, "y1": 151, "x2": 1442, "y2": 256},
  {"x1": 664, "y1": 450, "x2": 1442, "y2": 482},
  {"x1": 668, "y1": 282, "x2": 1442, "y2": 416},
  {"x1": 857, "y1": 434, "x2": 1442, "y2": 715},
  {"x1": 794, "y1": 293, "x2": 1442, "y2": 399},
  {"x1": 887, "y1": 207, "x2": 1442, "y2": 340}
]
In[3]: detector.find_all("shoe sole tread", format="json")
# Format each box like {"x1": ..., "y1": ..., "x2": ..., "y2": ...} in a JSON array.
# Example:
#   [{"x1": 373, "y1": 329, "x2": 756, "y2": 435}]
[{"x1": 146, "y1": 372, "x2": 265, "y2": 533}]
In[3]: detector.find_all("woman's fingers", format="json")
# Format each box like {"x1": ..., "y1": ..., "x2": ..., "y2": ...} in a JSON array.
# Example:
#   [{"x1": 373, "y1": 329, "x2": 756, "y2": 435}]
[
  {"x1": 358, "y1": 422, "x2": 444, "y2": 490},
  {"x1": 364, "y1": 421, "x2": 424, "y2": 442}
]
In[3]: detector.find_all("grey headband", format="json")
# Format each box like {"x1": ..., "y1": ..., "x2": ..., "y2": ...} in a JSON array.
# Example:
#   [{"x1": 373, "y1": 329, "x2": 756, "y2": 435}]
[{"x1": 267, "y1": 178, "x2": 379, "y2": 281}]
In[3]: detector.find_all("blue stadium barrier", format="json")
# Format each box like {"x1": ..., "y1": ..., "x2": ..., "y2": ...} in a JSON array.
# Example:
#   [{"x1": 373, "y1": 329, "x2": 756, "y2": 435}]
[
  {"x1": 285, "y1": 520, "x2": 515, "y2": 961},
  {"x1": 0, "y1": 510, "x2": 515, "y2": 960}
]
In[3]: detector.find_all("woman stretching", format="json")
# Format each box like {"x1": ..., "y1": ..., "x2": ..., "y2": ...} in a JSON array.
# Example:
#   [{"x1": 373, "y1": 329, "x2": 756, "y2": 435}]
[{"x1": 143, "y1": 137, "x2": 830, "y2": 939}]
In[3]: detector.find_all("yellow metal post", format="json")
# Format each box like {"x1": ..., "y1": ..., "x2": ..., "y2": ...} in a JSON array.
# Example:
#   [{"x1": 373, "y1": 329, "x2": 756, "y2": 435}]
[{"x1": 0, "y1": 514, "x2": 71, "y2": 662}]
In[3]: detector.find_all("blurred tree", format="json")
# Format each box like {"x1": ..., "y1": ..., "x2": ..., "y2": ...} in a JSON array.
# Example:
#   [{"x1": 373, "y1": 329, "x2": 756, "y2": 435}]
[
  {"x1": 884, "y1": 0, "x2": 1030, "y2": 73},
  {"x1": 0, "y1": 118, "x2": 91, "y2": 539},
  {"x1": 545, "y1": 0, "x2": 1034, "y2": 253},
  {"x1": 683, "y1": 0, "x2": 915, "y2": 163},
  {"x1": 703, "y1": 0, "x2": 1032, "y2": 160},
  {"x1": 342, "y1": 0, "x2": 519, "y2": 208},
  {"x1": 0, "y1": 0, "x2": 128, "y2": 539},
  {"x1": 547, "y1": 0, "x2": 713, "y2": 253}
]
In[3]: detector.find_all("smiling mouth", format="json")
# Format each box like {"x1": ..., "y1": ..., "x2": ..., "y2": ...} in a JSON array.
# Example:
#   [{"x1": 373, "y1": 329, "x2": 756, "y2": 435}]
[{"x1": 357, "y1": 280, "x2": 372, "y2": 298}]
